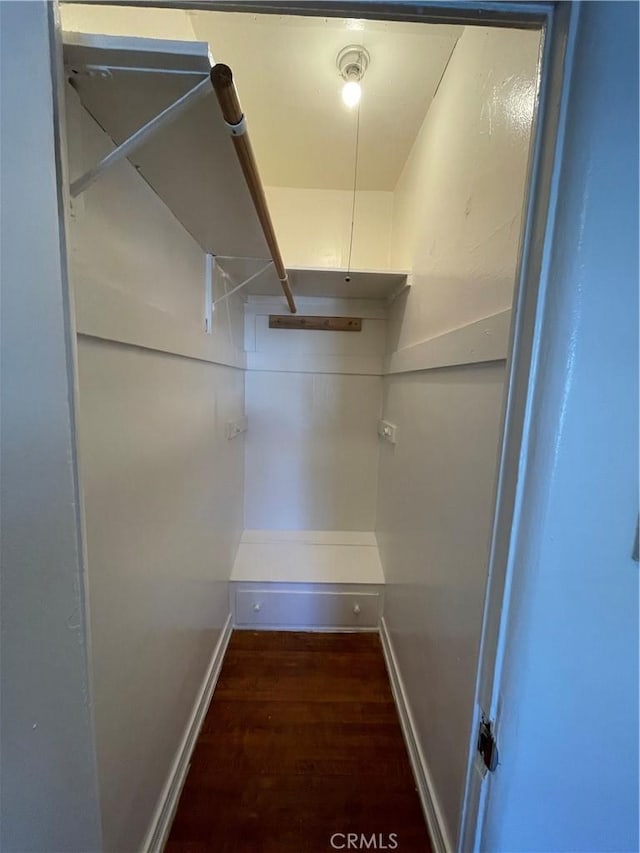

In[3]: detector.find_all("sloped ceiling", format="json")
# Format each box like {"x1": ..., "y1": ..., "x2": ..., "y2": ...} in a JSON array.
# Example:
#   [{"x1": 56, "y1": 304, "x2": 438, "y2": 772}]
[{"x1": 189, "y1": 11, "x2": 461, "y2": 191}]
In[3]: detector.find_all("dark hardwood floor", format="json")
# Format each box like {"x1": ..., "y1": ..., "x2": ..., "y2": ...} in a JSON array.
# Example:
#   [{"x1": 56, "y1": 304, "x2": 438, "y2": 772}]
[{"x1": 165, "y1": 631, "x2": 432, "y2": 852}]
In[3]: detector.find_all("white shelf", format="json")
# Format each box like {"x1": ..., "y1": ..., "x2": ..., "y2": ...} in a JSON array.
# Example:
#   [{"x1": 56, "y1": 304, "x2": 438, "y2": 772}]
[
  {"x1": 219, "y1": 257, "x2": 409, "y2": 301},
  {"x1": 63, "y1": 32, "x2": 270, "y2": 259},
  {"x1": 259, "y1": 266, "x2": 409, "y2": 300},
  {"x1": 63, "y1": 33, "x2": 410, "y2": 304},
  {"x1": 231, "y1": 530, "x2": 385, "y2": 584}
]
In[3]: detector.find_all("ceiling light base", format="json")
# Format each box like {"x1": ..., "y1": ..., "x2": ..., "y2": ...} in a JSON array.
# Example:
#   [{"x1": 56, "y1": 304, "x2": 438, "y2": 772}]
[{"x1": 336, "y1": 45, "x2": 370, "y2": 82}]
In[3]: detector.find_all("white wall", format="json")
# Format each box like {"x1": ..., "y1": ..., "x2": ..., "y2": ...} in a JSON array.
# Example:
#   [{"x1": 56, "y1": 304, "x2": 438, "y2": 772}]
[
  {"x1": 60, "y1": 2, "x2": 198, "y2": 40},
  {"x1": 265, "y1": 186, "x2": 393, "y2": 270},
  {"x1": 0, "y1": 3, "x2": 102, "y2": 850},
  {"x1": 377, "y1": 362, "x2": 507, "y2": 828},
  {"x1": 390, "y1": 27, "x2": 539, "y2": 348},
  {"x1": 376, "y1": 25, "x2": 540, "y2": 849},
  {"x1": 67, "y1": 87, "x2": 244, "y2": 851},
  {"x1": 76, "y1": 344, "x2": 243, "y2": 852},
  {"x1": 482, "y1": 4, "x2": 639, "y2": 851},
  {"x1": 244, "y1": 297, "x2": 385, "y2": 531},
  {"x1": 66, "y1": 86, "x2": 205, "y2": 325}
]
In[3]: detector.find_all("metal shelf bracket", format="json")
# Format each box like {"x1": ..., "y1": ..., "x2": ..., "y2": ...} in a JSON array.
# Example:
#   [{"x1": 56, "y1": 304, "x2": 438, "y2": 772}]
[
  {"x1": 212, "y1": 260, "x2": 273, "y2": 312},
  {"x1": 70, "y1": 76, "x2": 211, "y2": 198}
]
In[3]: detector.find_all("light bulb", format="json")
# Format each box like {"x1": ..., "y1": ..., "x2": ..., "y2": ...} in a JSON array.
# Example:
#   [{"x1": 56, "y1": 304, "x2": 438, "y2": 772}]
[{"x1": 342, "y1": 80, "x2": 361, "y2": 108}]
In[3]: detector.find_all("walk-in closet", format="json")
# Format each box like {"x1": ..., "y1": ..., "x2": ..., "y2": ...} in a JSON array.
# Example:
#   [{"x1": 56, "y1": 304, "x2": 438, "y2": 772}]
[{"x1": 58, "y1": 4, "x2": 540, "y2": 850}]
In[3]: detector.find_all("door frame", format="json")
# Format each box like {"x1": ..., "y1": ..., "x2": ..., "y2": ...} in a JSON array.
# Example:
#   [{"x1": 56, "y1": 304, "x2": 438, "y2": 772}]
[
  {"x1": 455, "y1": 3, "x2": 579, "y2": 849},
  {"x1": 50, "y1": 2, "x2": 578, "y2": 849}
]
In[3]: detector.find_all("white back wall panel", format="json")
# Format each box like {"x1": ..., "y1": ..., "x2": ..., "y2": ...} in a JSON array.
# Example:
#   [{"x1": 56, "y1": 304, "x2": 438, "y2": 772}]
[
  {"x1": 265, "y1": 186, "x2": 393, "y2": 270},
  {"x1": 245, "y1": 296, "x2": 385, "y2": 532},
  {"x1": 254, "y1": 315, "x2": 386, "y2": 358},
  {"x1": 245, "y1": 371, "x2": 382, "y2": 531}
]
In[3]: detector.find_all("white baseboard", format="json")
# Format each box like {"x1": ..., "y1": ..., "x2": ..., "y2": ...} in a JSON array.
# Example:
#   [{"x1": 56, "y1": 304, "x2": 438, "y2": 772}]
[
  {"x1": 142, "y1": 613, "x2": 233, "y2": 853},
  {"x1": 379, "y1": 617, "x2": 453, "y2": 853}
]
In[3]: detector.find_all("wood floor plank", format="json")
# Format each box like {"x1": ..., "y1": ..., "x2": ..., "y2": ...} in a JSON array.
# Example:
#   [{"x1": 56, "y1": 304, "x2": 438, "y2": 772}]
[
  {"x1": 215, "y1": 652, "x2": 392, "y2": 705},
  {"x1": 166, "y1": 631, "x2": 432, "y2": 852},
  {"x1": 227, "y1": 631, "x2": 382, "y2": 654},
  {"x1": 200, "y1": 699, "x2": 399, "y2": 732}
]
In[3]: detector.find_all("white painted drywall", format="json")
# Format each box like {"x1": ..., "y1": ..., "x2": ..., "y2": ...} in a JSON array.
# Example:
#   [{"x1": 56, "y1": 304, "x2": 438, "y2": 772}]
[
  {"x1": 265, "y1": 186, "x2": 393, "y2": 269},
  {"x1": 390, "y1": 26, "x2": 540, "y2": 348},
  {"x1": 245, "y1": 370, "x2": 382, "y2": 530},
  {"x1": 244, "y1": 297, "x2": 384, "y2": 531},
  {"x1": 76, "y1": 343, "x2": 243, "y2": 852},
  {"x1": 482, "y1": 4, "x2": 639, "y2": 851},
  {"x1": 377, "y1": 363, "x2": 507, "y2": 847},
  {"x1": 245, "y1": 296, "x2": 387, "y2": 376},
  {"x1": 0, "y1": 3, "x2": 102, "y2": 849},
  {"x1": 66, "y1": 85, "x2": 205, "y2": 326},
  {"x1": 376, "y1": 25, "x2": 540, "y2": 849},
  {"x1": 60, "y1": 2, "x2": 198, "y2": 41},
  {"x1": 66, "y1": 88, "x2": 245, "y2": 850}
]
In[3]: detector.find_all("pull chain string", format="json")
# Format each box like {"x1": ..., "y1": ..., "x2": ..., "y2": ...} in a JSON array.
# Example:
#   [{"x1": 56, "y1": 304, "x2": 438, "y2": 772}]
[{"x1": 346, "y1": 53, "x2": 363, "y2": 276}]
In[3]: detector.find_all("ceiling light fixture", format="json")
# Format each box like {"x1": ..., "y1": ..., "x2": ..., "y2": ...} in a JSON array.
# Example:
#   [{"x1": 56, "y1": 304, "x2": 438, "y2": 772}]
[{"x1": 336, "y1": 45, "x2": 370, "y2": 109}]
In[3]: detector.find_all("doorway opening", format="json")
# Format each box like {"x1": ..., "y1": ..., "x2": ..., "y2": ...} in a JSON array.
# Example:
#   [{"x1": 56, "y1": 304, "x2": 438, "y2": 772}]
[{"x1": 55, "y1": 2, "x2": 557, "y2": 850}]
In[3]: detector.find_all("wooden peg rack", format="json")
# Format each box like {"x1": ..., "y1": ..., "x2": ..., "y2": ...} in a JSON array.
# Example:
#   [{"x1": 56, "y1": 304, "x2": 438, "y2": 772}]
[{"x1": 269, "y1": 315, "x2": 362, "y2": 332}]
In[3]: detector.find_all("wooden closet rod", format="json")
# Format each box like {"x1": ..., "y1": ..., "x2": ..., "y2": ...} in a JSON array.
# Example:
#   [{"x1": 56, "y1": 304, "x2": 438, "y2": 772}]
[{"x1": 210, "y1": 64, "x2": 297, "y2": 314}]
